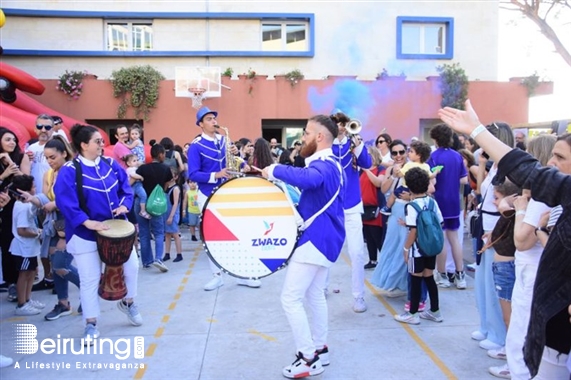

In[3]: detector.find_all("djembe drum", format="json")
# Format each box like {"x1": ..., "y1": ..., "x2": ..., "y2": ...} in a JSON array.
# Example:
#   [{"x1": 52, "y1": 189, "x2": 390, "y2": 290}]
[{"x1": 96, "y1": 219, "x2": 136, "y2": 301}]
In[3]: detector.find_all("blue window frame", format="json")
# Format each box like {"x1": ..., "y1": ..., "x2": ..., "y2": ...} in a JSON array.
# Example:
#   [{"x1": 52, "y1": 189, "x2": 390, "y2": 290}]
[
  {"x1": 396, "y1": 16, "x2": 454, "y2": 60},
  {"x1": 1, "y1": 9, "x2": 314, "y2": 57}
]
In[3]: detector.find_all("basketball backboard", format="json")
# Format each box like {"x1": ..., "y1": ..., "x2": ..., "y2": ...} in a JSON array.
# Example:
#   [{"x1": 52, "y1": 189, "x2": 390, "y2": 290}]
[{"x1": 175, "y1": 66, "x2": 222, "y2": 99}]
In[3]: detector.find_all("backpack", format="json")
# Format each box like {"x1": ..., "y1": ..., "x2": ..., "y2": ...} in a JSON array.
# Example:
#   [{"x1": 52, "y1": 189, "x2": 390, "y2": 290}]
[
  {"x1": 146, "y1": 184, "x2": 168, "y2": 216},
  {"x1": 163, "y1": 150, "x2": 177, "y2": 170},
  {"x1": 408, "y1": 198, "x2": 444, "y2": 257}
]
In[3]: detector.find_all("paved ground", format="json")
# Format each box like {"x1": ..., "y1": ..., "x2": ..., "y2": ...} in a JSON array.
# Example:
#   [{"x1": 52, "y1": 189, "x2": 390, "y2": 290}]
[{"x1": 0, "y1": 228, "x2": 503, "y2": 380}]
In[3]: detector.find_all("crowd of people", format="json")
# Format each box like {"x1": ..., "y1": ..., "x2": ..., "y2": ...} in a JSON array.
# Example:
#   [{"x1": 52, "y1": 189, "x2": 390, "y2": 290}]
[{"x1": 0, "y1": 105, "x2": 569, "y2": 379}]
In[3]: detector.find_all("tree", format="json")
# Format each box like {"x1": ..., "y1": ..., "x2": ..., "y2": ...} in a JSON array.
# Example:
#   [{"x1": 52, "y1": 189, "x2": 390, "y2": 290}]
[{"x1": 502, "y1": 1, "x2": 571, "y2": 68}]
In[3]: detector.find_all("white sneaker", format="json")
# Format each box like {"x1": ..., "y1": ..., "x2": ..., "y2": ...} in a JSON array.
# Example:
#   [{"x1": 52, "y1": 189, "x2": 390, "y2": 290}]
[
  {"x1": 471, "y1": 330, "x2": 486, "y2": 341},
  {"x1": 479, "y1": 339, "x2": 503, "y2": 350},
  {"x1": 315, "y1": 346, "x2": 329, "y2": 366},
  {"x1": 488, "y1": 346, "x2": 507, "y2": 360},
  {"x1": 204, "y1": 275, "x2": 224, "y2": 291},
  {"x1": 437, "y1": 273, "x2": 451, "y2": 288},
  {"x1": 282, "y1": 352, "x2": 324, "y2": 378},
  {"x1": 15, "y1": 302, "x2": 41, "y2": 316},
  {"x1": 0, "y1": 355, "x2": 13, "y2": 368},
  {"x1": 489, "y1": 363, "x2": 511, "y2": 379},
  {"x1": 236, "y1": 279, "x2": 261, "y2": 288},
  {"x1": 419, "y1": 309, "x2": 443, "y2": 323},
  {"x1": 83, "y1": 323, "x2": 100, "y2": 346},
  {"x1": 394, "y1": 311, "x2": 420, "y2": 325},
  {"x1": 152, "y1": 260, "x2": 169, "y2": 273},
  {"x1": 454, "y1": 271, "x2": 467, "y2": 289},
  {"x1": 28, "y1": 299, "x2": 46, "y2": 309},
  {"x1": 353, "y1": 297, "x2": 367, "y2": 313},
  {"x1": 117, "y1": 300, "x2": 143, "y2": 326}
]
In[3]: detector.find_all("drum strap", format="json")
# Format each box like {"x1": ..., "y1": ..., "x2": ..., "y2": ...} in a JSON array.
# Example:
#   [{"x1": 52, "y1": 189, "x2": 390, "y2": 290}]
[
  {"x1": 73, "y1": 157, "x2": 112, "y2": 215},
  {"x1": 300, "y1": 157, "x2": 343, "y2": 231}
]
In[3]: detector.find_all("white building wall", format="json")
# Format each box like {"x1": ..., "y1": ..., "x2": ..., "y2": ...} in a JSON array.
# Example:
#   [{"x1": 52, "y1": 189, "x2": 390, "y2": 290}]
[{"x1": 0, "y1": 0, "x2": 499, "y2": 81}]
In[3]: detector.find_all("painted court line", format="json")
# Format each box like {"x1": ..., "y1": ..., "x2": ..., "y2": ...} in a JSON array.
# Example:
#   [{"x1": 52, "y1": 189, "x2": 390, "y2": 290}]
[
  {"x1": 341, "y1": 254, "x2": 458, "y2": 380},
  {"x1": 133, "y1": 246, "x2": 202, "y2": 379}
]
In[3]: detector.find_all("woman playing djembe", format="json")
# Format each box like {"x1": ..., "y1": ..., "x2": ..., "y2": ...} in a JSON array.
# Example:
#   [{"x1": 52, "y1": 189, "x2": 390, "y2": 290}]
[{"x1": 54, "y1": 124, "x2": 141, "y2": 343}]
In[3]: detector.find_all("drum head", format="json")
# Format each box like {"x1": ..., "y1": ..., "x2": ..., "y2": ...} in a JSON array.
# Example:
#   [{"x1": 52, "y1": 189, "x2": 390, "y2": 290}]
[
  {"x1": 201, "y1": 176, "x2": 299, "y2": 279},
  {"x1": 98, "y1": 219, "x2": 136, "y2": 238}
]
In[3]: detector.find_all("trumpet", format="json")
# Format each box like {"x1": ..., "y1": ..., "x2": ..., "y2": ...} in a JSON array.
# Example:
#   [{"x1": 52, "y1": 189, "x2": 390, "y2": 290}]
[{"x1": 346, "y1": 119, "x2": 362, "y2": 135}]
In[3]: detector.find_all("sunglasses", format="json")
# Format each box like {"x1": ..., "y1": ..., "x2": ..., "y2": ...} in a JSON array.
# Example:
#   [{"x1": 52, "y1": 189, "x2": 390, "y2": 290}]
[
  {"x1": 376, "y1": 139, "x2": 386, "y2": 144},
  {"x1": 36, "y1": 124, "x2": 53, "y2": 131},
  {"x1": 91, "y1": 138, "x2": 105, "y2": 145},
  {"x1": 391, "y1": 150, "x2": 406, "y2": 156}
]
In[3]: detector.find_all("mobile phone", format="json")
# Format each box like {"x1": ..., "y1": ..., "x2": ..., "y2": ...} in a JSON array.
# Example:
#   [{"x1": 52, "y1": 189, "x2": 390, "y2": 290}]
[
  {"x1": 482, "y1": 151, "x2": 490, "y2": 160},
  {"x1": 7, "y1": 188, "x2": 24, "y2": 201}
]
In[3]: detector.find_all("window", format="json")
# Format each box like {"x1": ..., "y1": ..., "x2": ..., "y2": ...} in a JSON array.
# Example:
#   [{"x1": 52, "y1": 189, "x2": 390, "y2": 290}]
[
  {"x1": 396, "y1": 17, "x2": 453, "y2": 59},
  {"x1": 106, "y1": 21, "x2": 153, "y2": 51},
  {"x1": 262, "y1": 22, "x2": 308, "y2": 51}
]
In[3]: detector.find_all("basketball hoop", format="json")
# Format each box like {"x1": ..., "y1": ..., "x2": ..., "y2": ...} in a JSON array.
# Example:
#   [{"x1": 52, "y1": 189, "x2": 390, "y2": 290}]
[{"x1": 189, "y1": 87, "x2": 206, "y2": 109}]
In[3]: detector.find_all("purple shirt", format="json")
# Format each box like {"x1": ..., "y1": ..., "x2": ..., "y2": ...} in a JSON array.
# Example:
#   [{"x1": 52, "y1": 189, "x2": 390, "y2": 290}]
[{"x1": 427, "y1": 148, "x2": 467, "y2": 219}]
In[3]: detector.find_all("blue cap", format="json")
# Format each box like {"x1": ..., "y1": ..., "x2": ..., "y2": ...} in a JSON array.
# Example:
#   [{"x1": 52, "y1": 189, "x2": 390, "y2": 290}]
[{"x1": 196, "y1": 106, "x2": 218, "y2": 126}]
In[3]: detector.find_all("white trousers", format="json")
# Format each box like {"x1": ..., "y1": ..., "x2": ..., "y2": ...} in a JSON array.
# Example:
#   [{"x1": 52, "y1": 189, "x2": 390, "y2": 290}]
[
  {"x1": 506, "y1": 262, "x2": 537, "y2": 380},
  {"x1": 72, "y1": 248, "x2": 139, "y2": 322},
  {"x1": 281, "y1": 260, "x2": 328, "y2": 358},
  {"x1": 535, "y1": 346, "x2": 569, "y2": 380},
  {"x1": 344, "y1": 211, "x2": 366, "y2": 298}
]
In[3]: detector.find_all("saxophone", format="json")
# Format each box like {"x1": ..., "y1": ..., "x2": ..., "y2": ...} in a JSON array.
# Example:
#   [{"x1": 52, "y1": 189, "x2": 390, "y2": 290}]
[{"x1": 215, "y1": 125, "x2": 244, "y2": 174}]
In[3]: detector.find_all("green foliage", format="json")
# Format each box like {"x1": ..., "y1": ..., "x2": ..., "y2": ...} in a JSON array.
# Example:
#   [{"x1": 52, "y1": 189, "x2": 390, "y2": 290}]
[
  {"x1": 222, "y1": 67, "x2": 233, "y2": 77},
  {"x1": 110, "y1": 65, "x2": 165, "y2": 121},
  {"x1": 56, "y1": 70, "x2": 86, "y2": 100},
  {"x1": 285, "y1": 69, "x2": 304, "y2": 87},
  {"x1": 246, "y1": 68, "x2": 256, "y2": 79},
  {"x1": 521, "y1": 71, "x2": 540, "y2": 97},
  {"x1": 436, "y1": 63, "x2": 469, "y2": 110}
]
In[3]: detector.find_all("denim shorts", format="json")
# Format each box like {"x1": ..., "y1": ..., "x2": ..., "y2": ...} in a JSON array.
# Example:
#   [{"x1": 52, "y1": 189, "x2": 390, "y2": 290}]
[
  {"x1": 492, "y1": 260, "x2": 516, "y2": 301},
  {"x1": 187, "y1": 213, "x2": 200, "y2": 227}
]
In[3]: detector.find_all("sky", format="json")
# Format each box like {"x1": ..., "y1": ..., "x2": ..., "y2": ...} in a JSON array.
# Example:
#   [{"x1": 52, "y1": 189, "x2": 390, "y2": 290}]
[{"x1": 498, "y1": 7, "x2": 571, "y2": 123}]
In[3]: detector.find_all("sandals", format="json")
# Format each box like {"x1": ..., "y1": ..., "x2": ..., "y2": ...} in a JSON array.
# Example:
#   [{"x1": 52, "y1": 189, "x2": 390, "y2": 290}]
[{"x1": 139, "y1": 211, "x2": 152, "y2": 220}]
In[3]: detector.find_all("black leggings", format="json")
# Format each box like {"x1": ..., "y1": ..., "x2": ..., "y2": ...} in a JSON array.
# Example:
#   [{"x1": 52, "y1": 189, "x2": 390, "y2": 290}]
[{"x1": 362, "y1": 224, "x2": 384, "y2": 262}]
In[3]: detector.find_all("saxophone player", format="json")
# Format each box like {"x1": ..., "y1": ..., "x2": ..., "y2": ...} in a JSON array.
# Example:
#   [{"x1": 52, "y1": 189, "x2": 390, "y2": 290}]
[{"x1": 187, "y1": 106, "x2": 261, "y2": 291}]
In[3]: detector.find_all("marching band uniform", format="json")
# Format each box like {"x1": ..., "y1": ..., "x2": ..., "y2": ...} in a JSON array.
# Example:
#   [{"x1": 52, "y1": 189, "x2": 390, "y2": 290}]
[
  {"x1": 332, "y1": 135, "x2": 372, "y2": 312},
  {"x1": 55, "y1": 155, "x2": 139, "y2": 324},
  {"x1": 266, "y1": 147, "x2": 345, "y2": 378},
  {"x1": 188, "y1": 106, "x2": 260, "y2": 290}
]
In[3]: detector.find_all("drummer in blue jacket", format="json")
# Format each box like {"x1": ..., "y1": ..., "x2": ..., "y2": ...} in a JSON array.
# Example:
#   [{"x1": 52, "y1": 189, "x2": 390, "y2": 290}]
[
  {"x1": 331, "y1": 110, "x2": 372, "y2": 313},
  {"x1": 262, "y1": 114, "x2": 345, "y2": 379}
]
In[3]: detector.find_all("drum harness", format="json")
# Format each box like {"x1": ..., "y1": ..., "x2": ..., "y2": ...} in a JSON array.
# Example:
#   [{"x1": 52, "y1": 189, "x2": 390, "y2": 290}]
[{"x1": 295, "y1": 156, "x2": 344, "y2": 232}]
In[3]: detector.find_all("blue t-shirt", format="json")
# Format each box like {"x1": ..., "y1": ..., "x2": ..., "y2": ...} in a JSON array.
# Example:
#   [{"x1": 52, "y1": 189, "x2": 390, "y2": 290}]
[{"x1": 427, "y1": 148, "x2": 467, "y2": 219}]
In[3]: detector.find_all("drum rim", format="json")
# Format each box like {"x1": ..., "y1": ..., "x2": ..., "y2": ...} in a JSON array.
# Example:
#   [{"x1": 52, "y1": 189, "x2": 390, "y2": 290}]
[
  {"x1": 96, "y1": 219, "x2": 136, "y2": 238},
  {"x1": 200, "y1": 175, "x2": 301, "y2": 280}
]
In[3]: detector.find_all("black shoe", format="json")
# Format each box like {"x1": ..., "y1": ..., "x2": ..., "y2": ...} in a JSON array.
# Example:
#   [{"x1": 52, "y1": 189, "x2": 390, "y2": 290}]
[
  {"x1": 364, "y1": 261, "x2": 377, "y2": 269},
  {"x1": 173, "y1": 254, "x2": 183, "y2": 263},
  {"x1": 191, "y1": 235, "x2": 198, "y2": 242},
  {"x1": 163, "y1": 254, "x2": 171, "y2": 262},
  {"x1": 45, "y1": 303, "x2": 72, "y2": 321}
]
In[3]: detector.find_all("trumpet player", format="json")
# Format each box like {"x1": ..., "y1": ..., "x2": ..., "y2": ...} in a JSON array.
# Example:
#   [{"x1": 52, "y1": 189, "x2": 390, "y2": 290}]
[
  {"x1": 187, "y1": 107, "x2": 260, "y2": 291},
  {"x1": 331, "y1": 110, "x2": 372, "y2": 313}
]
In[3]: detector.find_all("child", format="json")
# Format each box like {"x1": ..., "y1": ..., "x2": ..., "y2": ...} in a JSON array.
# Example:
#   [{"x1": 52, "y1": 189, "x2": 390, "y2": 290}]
[
  {"x1": 123, "y1": 154, "x2": 151, "y2": 219},
  {"x1": 10, "y1": 175, "x2": 45, "y2": 316},
  {"x1": 125, "y1": 124, "x2": 145, "y2": 163},
  {"x1": 394, "y1": 167, "x2": 444, "y2": 325},
  {"x1": 164, "y1": 168, "x2": 183, "y2": 262},
  {"x1": 380, "y1": 140, "x2": 438, "y2": 216},
  {"x1": 182, "y1": 180, "x2": 200, "y2": 241}
]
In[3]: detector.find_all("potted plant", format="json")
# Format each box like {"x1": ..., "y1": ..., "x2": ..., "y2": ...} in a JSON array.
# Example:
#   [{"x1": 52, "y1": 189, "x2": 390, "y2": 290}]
[
  {"x1": 222, "y1": 67, "x2": 233, "y2": 78},
  {"x1": 520, "y1": 71, "x2": 540, "y2": 97},
  {"x1": 436, "y1": 62, "x2": 469, "y2": 109},
  {"x1": 284, "y1": 69, "x2": 304, "y2": 87},
  {"x1": 56, "y1": 70, "x2": 88, "y2": 100},
  {"x1": 110, "y1": 65, "x2": 165, "y2": 120},
  {"x1": 376, "y1": 68, "x2": 406, "y2": 81}
]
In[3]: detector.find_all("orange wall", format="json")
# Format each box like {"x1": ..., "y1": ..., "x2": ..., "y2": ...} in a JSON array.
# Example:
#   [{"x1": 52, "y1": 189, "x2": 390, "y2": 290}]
[{"x1": 30, "y1": 75, "x2": 538, "y2": 146}]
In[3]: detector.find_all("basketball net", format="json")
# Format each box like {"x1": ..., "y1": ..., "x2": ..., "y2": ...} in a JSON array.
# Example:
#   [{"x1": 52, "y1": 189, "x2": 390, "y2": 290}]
[{"x1": 189, "y1": 87, "x2": 206, "y2": 109}]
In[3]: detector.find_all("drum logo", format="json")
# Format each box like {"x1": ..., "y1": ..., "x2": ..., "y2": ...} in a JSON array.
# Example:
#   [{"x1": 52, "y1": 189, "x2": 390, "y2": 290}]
[{"x1": 251, "y1": 220, "x2": 288, "y2": 249}]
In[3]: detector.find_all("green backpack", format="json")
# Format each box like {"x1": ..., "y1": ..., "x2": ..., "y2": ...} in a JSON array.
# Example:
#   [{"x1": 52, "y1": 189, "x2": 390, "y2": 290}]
[{"x1": 146, "y1": 184, "x2": 167, "y2": 216}]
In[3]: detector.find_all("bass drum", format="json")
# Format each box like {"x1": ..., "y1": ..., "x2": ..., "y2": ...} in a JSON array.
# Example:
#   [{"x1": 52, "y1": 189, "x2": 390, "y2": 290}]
[{"x1": 201, "y1": 176, "x2": 300, "y2": 279}]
